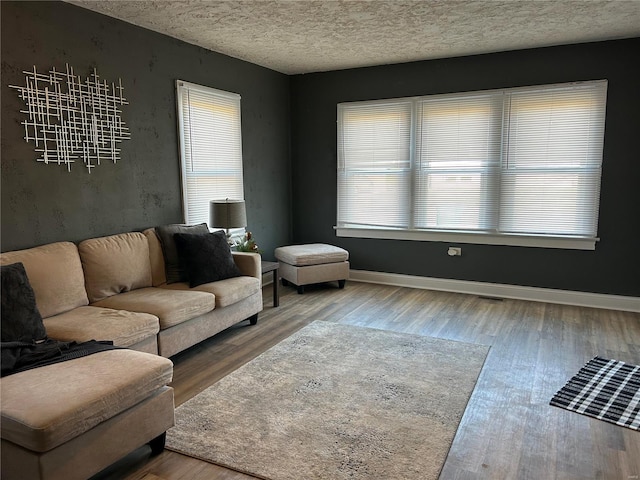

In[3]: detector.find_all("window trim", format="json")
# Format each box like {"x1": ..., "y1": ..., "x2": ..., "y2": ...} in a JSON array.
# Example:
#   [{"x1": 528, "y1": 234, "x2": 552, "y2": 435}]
[
  {"x1": 336, "y1": 80, "x2": 606, "y2": 250},
  {"x1": 335, "y1": 226, "x2": 598, "y2": 250},
  {"x1": 176, "y1": 80, "x2": 244, "y2": 227}
]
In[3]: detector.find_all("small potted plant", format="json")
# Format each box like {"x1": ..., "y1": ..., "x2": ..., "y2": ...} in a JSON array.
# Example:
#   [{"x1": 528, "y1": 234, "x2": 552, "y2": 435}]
[{"x1": 233, "y1": 231, "x2": 261, "y2": 253}]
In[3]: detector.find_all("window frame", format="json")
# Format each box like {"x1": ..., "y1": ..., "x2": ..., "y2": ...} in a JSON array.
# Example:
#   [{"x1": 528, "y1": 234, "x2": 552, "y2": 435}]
[
  {"x1": 336, "y1": 80, "x2": 607, "y2": 250},
  {"x1": 176, "y1": 80, "x2": 245, "y2": 229}
]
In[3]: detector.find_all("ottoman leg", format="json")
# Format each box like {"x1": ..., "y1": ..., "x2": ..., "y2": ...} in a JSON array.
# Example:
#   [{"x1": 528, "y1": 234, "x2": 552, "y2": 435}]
[
  {"x1": 281, "y1": 278, "x2": 290, "y2": 286},
  {"x1": 338, "y1": 279, "x2": 346, "y2": 289},
  {"x1": 297, "y1": 285, "x2": 305, "y2": 294}
]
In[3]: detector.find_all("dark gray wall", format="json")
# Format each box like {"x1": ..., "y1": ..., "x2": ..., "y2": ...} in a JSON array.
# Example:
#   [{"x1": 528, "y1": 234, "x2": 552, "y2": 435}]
[
  {"x1": 3, "y1": 1, "x2": 638, "y2": 296},
  {"x1": 290, "y1": 39, "x2": 640, "y2": 297},
  {"x1": 1, "y1": 1, "x2": 291, "y2": 260}
]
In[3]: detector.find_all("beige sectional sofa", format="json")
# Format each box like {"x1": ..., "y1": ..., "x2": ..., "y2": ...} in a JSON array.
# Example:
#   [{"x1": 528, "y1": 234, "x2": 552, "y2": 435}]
[
  {"x1": 0, "y1": 227, "x2": 263, "y2": 480},
  {"x1": 1, "y1": 228, "x2": 263, "y2": 358}
]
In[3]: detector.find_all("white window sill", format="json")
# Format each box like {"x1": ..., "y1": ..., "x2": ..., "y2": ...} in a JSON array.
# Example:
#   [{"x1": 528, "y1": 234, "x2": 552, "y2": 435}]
[{"x1": 335, "y1": 227, "x2": 598, "y2": 250}]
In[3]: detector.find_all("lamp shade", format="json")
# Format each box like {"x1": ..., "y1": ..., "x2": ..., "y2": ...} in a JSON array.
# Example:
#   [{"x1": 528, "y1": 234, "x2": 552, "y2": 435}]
[{"x1": 209, "y1": 199, "x2": 247, "y2": 230}]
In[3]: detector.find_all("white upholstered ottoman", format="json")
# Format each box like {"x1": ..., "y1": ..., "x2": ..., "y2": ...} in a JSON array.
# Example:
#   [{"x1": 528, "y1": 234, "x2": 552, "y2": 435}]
[{"x1": 274, "y1": 244, "x2": 349, "y2": 294}]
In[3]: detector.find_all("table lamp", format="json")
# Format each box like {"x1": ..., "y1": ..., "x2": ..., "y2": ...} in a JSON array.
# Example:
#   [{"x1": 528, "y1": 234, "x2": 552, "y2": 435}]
[{"x1": 209, "y1": 199, "x2": 247, "y2": 241}]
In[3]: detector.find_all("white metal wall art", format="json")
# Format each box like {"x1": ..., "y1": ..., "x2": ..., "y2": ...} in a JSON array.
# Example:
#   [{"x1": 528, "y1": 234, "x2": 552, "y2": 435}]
[{"x1": 10, "y1": 64, "x2": 131, "y2": 173}]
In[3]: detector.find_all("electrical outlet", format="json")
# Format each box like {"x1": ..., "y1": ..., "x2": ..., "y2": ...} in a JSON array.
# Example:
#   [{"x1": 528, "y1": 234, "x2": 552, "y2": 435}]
[{"x1": 447, "y1": 247, "x2": 462, "y2": 257}]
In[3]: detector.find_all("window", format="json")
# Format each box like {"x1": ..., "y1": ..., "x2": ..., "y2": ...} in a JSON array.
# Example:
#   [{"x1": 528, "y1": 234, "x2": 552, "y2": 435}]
[
  {"x1": 176, "y1": 80, "x2": 244, "y2": 227},
  {"x1": 336, "y1": 80, "x2": 607, "y2": 249}
]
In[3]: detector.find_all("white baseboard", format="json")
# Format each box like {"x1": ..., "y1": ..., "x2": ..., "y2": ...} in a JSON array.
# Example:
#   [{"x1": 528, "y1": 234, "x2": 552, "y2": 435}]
[{"x1": 349, "y1": 270, "x2": 640, "y2": 313}]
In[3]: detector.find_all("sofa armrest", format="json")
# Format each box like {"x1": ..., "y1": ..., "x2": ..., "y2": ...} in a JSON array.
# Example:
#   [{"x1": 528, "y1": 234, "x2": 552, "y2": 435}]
[{"x1": 232, "y1": 252, "x2": 261, "y2": 279}]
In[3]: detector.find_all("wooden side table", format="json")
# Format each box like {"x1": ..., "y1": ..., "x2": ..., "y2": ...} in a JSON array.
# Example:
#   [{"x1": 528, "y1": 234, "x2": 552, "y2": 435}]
[{"x1": 261, "y1": 261, "x2": 280, "y2": 307}]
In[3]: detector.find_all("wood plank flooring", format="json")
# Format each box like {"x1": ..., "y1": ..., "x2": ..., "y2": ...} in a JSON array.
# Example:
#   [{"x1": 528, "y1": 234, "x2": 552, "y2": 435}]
[{"x1": 92, "y1": 281, "x2": 640, "y2": 480}]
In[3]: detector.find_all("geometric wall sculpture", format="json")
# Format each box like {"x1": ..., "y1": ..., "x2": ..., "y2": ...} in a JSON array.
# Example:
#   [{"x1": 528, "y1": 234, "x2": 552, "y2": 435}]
[{"x1": 9, "y1": 64, "x2": 130, "y2": 173}]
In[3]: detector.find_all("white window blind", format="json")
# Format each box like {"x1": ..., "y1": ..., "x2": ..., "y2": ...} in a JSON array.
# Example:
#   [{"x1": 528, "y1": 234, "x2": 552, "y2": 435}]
[
  {"x1": 499, "y1": 83, "x2": 606, "y2": 237},
  {"x1": 336, "y1": 80, "x2": 607, "y2": 249},
  {"x1": 337, "y1": 100, "x2": 412, "y2": 228},
  {"x1": 176, "y1": 80, "x2": 244, "y2": 226},
  {"x1": 415, "y1": 93, "x2": 503, "y2": 231}
]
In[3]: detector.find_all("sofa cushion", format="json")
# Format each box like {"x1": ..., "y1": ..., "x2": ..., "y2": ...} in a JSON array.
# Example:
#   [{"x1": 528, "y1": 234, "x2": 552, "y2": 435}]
[
  {"x1": 0, "y1": 263, "x2": 47, "y2": 343},
  {"x1": 174, "y1": 231, "x2": 242, "y2": 287},
  {"x1": 143, "y1": 228, "x2": 167, "y2": 287},
  {"x1": 0, "y1": 349, "x2": 173, "y2": 452},
  {"x1": 161, "y1": 275, "x2": 261, "y2": 308},
  {"x1": 155, "y1": 223, "x2": 209, "y2": 284},
  {"x1": 44, "y1": 306, "x2": 159, "y2": 348},
  {"x1": 79, "y1": 232, "x2": 153, "y2": 303},
  {"x1": 91, "y1": 287, "x2": 215, "y2": 330},
  {"x1": 0, "y1": 242, "x2": 89, "y2": 318}
]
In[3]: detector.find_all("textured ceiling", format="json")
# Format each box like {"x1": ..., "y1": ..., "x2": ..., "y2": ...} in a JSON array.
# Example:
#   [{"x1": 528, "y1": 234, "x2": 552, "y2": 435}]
[{"x1": 67, "y1": 0, "x2": 640, "y2": 74}]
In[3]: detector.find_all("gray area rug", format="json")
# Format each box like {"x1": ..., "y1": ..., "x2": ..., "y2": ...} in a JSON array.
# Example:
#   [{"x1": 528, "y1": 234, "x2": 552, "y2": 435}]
[{"x1": 166, "y1": 321, "x2": 489, "y2": 479}]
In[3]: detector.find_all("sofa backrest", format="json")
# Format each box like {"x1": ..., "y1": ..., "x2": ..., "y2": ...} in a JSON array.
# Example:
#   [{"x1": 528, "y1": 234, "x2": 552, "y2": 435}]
[
  {"x1": 143, "y1": 228, "x2": 167, "y2": 286},
  {"x1": 0, "y1": 242, "x2": 89, "y2": 318},
  {"x1": 79, "y1": 232, "x2": 153, "y2": 303}
]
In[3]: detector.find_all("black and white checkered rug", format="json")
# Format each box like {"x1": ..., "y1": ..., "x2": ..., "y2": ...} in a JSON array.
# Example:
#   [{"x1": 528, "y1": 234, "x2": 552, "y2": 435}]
[{"x1": 550, "y1": 356, "x2": 640, "y2": 430}]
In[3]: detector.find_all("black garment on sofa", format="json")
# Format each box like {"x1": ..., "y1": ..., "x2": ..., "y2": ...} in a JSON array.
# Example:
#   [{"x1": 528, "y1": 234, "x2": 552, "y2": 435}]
[{"x1": 1, "y1": 339, "x2": 119, "y2": 377}]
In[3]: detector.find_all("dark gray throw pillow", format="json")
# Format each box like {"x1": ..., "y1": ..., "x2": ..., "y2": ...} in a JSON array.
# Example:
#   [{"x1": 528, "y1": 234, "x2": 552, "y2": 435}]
[
  {"x1": 173, "y1": 231, "x2": 243, "y2": 288},
  {"x1": 1, "y1": 262, "x2": 47, "y2": 343},
  {"x1": 155, "y1": 223, "x2": 210, "y2": 283}
]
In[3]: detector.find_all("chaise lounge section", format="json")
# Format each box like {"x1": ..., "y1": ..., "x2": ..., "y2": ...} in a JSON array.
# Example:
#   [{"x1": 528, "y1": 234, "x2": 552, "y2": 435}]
[{"x1": 1, "y1": 350, "x2": 174, "y2": 480}]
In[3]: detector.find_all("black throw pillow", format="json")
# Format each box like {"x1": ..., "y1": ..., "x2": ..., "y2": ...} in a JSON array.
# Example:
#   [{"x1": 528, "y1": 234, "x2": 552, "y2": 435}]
[
  {"x1": 173, "y1": 231, "x2": 243, "y2": 287},
  {"x1": 1, "y1": 262, "x2": 47, "y2": 343},
  {"x1": 155, "y1": 223, "x2": 210, "y2": 283}
]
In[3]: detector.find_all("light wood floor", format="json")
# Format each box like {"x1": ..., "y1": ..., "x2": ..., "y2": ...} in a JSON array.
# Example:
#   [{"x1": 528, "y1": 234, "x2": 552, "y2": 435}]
[{"x1": 93, "y1": 281, "x2": 640, "y2": 480}]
